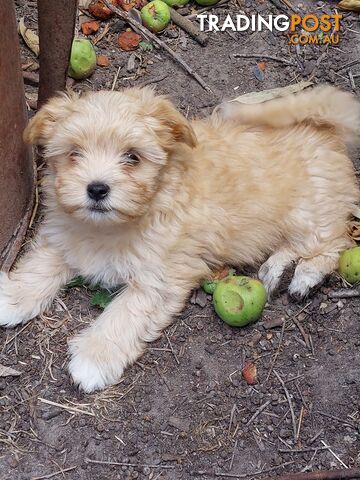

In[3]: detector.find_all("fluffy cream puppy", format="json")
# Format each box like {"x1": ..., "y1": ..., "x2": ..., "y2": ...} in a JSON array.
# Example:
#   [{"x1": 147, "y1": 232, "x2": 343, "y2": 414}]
[{"x1": 0, "y1": 85, "x2": 359, "y2": 392}]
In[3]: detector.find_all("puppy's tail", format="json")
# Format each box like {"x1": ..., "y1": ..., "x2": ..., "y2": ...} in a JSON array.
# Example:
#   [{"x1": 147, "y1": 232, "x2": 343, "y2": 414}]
[{"x1": 220, "y1": 85, "x2": 360, "y2": 147}]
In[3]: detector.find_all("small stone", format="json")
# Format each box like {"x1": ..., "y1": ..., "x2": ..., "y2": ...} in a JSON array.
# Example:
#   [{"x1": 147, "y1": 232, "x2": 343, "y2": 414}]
[{"x1": 127, "y1": 53, "x2": 137, "y2": 73}]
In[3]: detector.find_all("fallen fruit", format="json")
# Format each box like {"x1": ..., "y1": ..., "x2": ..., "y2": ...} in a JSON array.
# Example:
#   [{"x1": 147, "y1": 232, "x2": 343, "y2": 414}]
[
  {"x1": 68, "y1": 38, "x2": 97, "y2": 80},
  {"x1": 195, "y1": 0, "x2": 219, "y2": 5},
  {"x1": 338, "y1": 246, "x2": 360, "y2": 284},
  {"x1": 162, "y1": 0, "x2": 189, "y2": 6},
  {"x1": 118, "y1": 31, "x2": 141, "y2": 50},
  {"x1": 88, "y1": 0, "x2": 114, "y2": 19},
  {"x1": 96, "y1": 54, "x2": 110, "y2": 66},
  {"x1": 141, "y1": 0, "x2": 171, "y2": 33},
  {"x1": 117, "y1": 0, "x2": 142, "y2": 11},
  {"x1": 81, "y1": 20, "x2": 100, "y2": 35},
  {"x1": 201, "y1": 267, "x2": 236, "y2": 295},
  {"x1": 242, "y1": 362, "x2": 258, "y2": 385},
  {"x1": 213, "y1": 276, "x2": 267, "y2": 327}
]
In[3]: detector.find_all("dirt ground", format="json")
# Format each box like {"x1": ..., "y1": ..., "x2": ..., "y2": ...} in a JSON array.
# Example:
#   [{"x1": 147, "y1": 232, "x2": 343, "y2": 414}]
[{"x1": 1, "y1": 1, "x2": 359, "y2": 479}]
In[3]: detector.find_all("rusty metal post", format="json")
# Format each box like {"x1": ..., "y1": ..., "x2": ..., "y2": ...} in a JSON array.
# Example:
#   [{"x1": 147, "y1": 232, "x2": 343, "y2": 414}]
[
  {"x1": 37, "y1": 0, "x2": 78, "y2": 107},
  {"x1": 0, "y1": 0, "x2": 34, "y2": 270}
]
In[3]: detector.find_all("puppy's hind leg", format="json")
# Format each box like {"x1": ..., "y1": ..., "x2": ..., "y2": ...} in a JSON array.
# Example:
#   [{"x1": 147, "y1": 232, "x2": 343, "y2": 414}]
[
  {"x1": 259, "y1": 246, "x2": 298, "y2": 296},
  {"x1": 288, "y1": 237, "x2": 352, "y2": 300}
]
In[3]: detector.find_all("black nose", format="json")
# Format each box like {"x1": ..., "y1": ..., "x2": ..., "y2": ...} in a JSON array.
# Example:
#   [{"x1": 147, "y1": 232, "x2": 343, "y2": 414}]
[{"x1": 87, "y1": 182, "x2": 110, "y2": 201}]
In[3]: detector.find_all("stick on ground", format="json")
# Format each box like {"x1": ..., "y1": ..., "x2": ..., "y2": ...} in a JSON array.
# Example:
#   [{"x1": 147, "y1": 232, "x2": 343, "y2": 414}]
[
  {"x1": 233, "y1": 53, "x2": 295, "y2": 66},
  {"x1": 170, "y1": 7, "x2": 208, "y2": 46},
  {"x1": 267, "y1": 467, "x2": 360, "y2": 480},
  {"x1": 102, "y1": 0, "x2": 212, "y2": 92},
  {"x1": 273, "y1": 370, "x2": 297, "y2": 444}
]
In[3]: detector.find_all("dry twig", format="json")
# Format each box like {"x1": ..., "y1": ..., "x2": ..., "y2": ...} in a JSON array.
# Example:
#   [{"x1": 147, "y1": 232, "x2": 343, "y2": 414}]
[
  {"x1": 193, "y1": 460, "x2": 296, "y2": 478},
  {"x1": 31, "y1": 466, "x2": 77, "y2": 480},
  {"x1": 38, "y1": 398, "x2": 95, "y2": 417},
  {"x1": 170, "y1": 8, "x2": 208, "y2": 46},
  {"x1": 273, "y1": 370, "x2": 297, "y2": 443},
  {"x1": 233, "y1": 53, "x2": 294, "y2": 66},
  {"x1": 266, "y1": 318, "x2": 286, "y2": 381},
  {"x1": 22, "y1": 71, "x2": 39, "y2": 85},
  {"x1": 264, "y1": 467, "x2": 360, "y2": 480},
  {"x1": 85, "y1": 458, "x2": 175, "y2": 469},
  {"x1": 328, "y1": 288, "x2": 360, "y2": 299},
  {"x1": 246, "y1": 400, "x2": 271, "y2": 426}
]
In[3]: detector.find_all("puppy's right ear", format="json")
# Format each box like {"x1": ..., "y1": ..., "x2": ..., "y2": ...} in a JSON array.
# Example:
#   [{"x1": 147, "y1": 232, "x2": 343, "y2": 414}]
[{"x1": 23, "y1": 92, "x2": 76, "y2": 145}]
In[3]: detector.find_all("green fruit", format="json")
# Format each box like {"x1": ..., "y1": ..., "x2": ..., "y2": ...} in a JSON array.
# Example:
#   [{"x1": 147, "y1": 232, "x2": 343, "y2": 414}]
[
  {"x1": 195, "y1": 0, "x2": 219, "y2": 5},
  {"x1": 338, "y1": 246, "x2": 360, "y2": 284},
  {"x1": 68, "y1": 39, "x2": 96, "y2": 80},
  {"x1": 202, "y1": 280, "x2": 217, "y2": 295},
  {"x1": 213, "y1": 276, "x2": 267, "y2": 327},
  {"x1": 141, "y1": 0, "x2": 171, "y2": 33},
  {"x1": 162, "y1": 0, "x2": 189, "y2": 6}
]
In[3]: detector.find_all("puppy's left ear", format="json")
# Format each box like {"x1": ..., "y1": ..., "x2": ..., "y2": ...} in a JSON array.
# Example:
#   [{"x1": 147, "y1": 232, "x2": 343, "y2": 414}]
[
  {"x1": 24, "y1": 92, "x2": 76, "y2": 145},
  {"x1": 133, "y1": 87, "x2": 197, "y2": 149},
  {"x1": 151, "y1": 97, "x2": 197, "y2": 149}
]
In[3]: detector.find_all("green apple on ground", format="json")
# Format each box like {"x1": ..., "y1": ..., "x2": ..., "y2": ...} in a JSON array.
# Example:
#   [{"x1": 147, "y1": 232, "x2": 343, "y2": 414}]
[
  {"x1": 141, "y1": 0, "x2": 171, "y2": 33},
  {"x1": 213, "y1": 276, "x2": 267, "y2": 327},
  {"x1": 338, "y1": 246, "x2": 360, "y2": 284},
  {"x1": 195, "y1": 0, "x2": 219, "y2": 5},
  {"x1": 68, "y1": 39, "x2": 96, "y2": 80},
  {"x1": 162, "y1": 0, "x2": 189, "y2": 6}
]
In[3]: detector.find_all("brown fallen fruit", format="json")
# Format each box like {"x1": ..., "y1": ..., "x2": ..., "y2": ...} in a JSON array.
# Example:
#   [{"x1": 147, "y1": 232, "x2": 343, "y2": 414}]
[
  {"x1": 117, "y1": 0, "x2": 142, "y2": 11},
  {"x1": 96, "y1": 54, "x2": 110, "y2": 67},
  {"x1": 118, "y1": 31, "x2": 141, "y2": 50},
  {"x1": 88, "y1": 0, "x2": 115, "y2": 19},
  {"x1": 242, "y1": 361, "x2": 258, "y2": 385},
  {"x1": 81, "y1": 20, "x2": 100, "y2": 35}
]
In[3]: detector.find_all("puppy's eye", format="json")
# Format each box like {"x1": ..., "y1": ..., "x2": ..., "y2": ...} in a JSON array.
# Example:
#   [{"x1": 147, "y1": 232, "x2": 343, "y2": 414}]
[
  {"x1": 69, "y1": 149, "x2": 83, "y2": 162},
  {"x1": 123, "y1": 151, "x2": 140, "y2": 165}
]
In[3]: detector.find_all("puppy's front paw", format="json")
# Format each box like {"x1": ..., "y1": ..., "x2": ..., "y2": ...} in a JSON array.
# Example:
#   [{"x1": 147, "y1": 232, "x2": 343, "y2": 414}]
[
  {"x1": 68, "y1": 332, "x2": 126, "y2": 393},
  {"x1": 0, "y1": 273, "x2": 31, "y2": 328}
]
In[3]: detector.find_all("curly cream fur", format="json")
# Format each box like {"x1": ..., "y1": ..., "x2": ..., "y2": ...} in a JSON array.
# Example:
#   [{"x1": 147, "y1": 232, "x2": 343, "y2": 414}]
[{"x1": 0, "y1": 85, "x2": 358, "y2": 391}]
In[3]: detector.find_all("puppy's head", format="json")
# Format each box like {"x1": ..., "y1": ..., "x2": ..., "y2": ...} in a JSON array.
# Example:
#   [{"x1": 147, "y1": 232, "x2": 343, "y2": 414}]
[{"x1": 25, "y1": 87, "x2": 196, "y2": 225}]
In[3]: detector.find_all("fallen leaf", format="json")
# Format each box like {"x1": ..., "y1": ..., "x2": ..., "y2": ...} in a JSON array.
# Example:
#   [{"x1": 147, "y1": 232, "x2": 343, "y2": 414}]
[
  {"x1": 127, "y1": 7, "x2": 142, "y2": 24},
  {"x1": 242, "y1": 362, "x2": 258, "y2": 385},
  {"x1": 18, "y1": 18, "x2": 39, "y2": 56},
  {"x1": 231, "y1": 81, "x2": 313, "y2": 105},
  {"x1": 97, "y1": 54, "x2": 110, "y2": 67},
  {"x1": 81, "y1": 20, "x2": 100, "y2": 35},
  {"x1": 88, "y1": 0, "x2": 114, "y2": 19},
  {"x1": 118, "y1": 31, "x2": 141, "y2": 51},
  {"x1": 337, "y1": 0, "x2": 360, "y2": 11},
  {"x1": 139, "y1": 40, "x2": 153, "y2": 51},
  {"x1": 0, "y1": 364, "x2": 21, "y2": 377},
  {"x1": 90, "y1": 288, "x2": 113, "y2": 308},
  {"x1": 253, "y1": 64, "x2": 266, "y2": 82}
]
